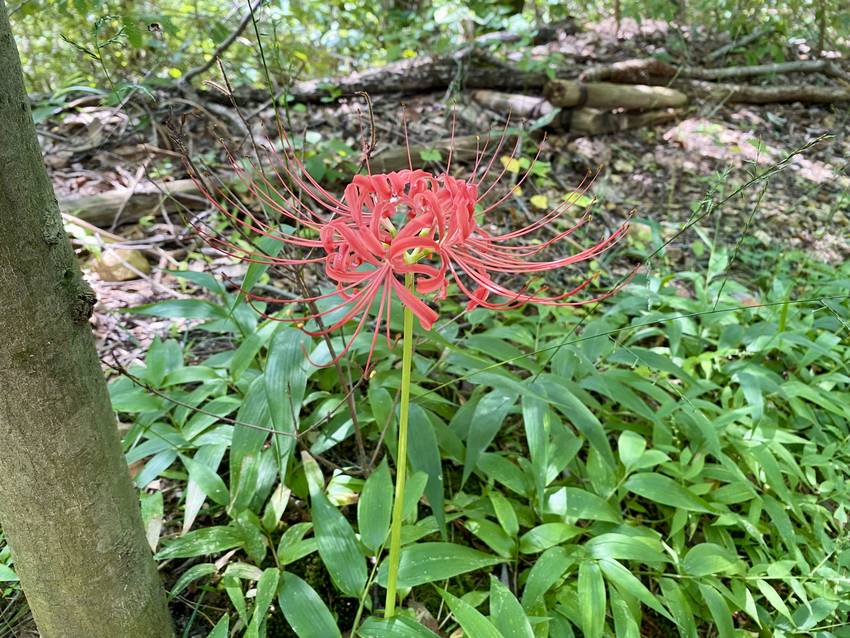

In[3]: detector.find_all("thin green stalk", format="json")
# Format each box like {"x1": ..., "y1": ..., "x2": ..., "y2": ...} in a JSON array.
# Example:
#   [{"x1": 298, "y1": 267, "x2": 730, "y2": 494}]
[{"x1": 384, "y1": 274, "x2": 415, "y2": 617}]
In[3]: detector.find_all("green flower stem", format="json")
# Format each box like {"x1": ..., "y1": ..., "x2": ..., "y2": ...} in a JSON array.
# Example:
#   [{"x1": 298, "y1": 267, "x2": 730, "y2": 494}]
[{"x1": 384, "y1": 273, "x2": 415, "y2": 617}]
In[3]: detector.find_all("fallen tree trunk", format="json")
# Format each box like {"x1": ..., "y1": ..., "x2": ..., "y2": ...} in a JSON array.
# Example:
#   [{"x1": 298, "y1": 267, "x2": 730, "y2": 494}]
[
  {"x1": 59, "y1": 179, "x2": 208, "y2": 227},
  {"x1": 471, "y1": 90, "x2": 681, "y2": 135},
  {"x1": 581, "y1": 57, "x2": 850, "y2": 82},
  {"x1": 199, "y1": 48, "x2": 552, "y2": 105},
  {"x1": 679, "y1": 80, "x2": 850, "y2": 104},
  {"x1": 544, "y1": 79, "x2": 687, "y2": 110}
]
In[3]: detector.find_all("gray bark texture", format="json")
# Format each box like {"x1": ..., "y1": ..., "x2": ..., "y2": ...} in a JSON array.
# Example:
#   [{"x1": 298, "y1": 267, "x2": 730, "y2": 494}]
[{"x1": 0, "y1": 4, "x2": 173, "y2": 637}]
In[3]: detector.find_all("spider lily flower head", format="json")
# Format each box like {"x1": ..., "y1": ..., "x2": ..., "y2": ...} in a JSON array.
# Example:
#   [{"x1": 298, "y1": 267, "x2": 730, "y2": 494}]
[{"x1": 189, "y1": 122, "x2": 633, "y2": 371}]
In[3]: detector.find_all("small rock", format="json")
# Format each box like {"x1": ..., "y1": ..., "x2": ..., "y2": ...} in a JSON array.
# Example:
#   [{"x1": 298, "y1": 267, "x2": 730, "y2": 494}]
[{"x1": 88, "y1": 248, "x2": 150, "y2": 282}]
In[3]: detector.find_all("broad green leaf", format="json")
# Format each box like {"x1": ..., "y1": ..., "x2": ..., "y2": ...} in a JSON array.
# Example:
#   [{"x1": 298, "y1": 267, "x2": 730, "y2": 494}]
[
  {"x1": 408, "y1": 405, "x2": 447, "y2": 536},
  {"x1": 130, "y1": 299, "x2": 227, "y2": 320},
  {"x1": 230, "y1": 376, "x2": 270, "y2": 495},
  {"x1": 564, "y1": 488, "x2": 621, "y2": 523},
  {"x1": 358, "y1": 459, "x2": 393, "y2": 553},
  {"x1": 278, "y1": 572, "x2": 341, "y2": 638},
  {"x1": 598, "y1": 558, "x2": 671, "y2": 620},
  {"x1": 357, "y1": 616, "x2": 442, "y2": 637},
  {"x1": 465, "y1": 518, "x2": 515, "y2": 558},
  {"x1": 155, "y1": 526, "x2": 242, "y2": 560},
  {"x1": 658, "y1": 578, "x2": 696, "y2": 638},
  {"x1": 169, "y1": 563, "x2": 216, "y2": 598},
  {"x1": 490, "y1": 576, "x2": 535, "y2": 638},
  {"x1": 521, "y1": 390, "x2": 549, "y2": 509},
  {"x1": 578, "y1": 561, "x2": 606, "y2": 638},
  {"x1": 246, "y1": 568, "x2": 280, "y2": 638},
  {"x1": 377, "y1": 542, "x2": 504, "y2": 588},
  {"x1": 682, "y1": 543, "x2": 741, "y2": 577},
  {"x1": 755, "y1": 579, "x2": 792, "y2": 620},
  {"x1": 304, "y1": 453, "x2": 367, "y2": 597},
  {"x1": 698, "y1": 583, "x2": 734, "y2": 638},
  {"x1": 0, "y1": 564, "x2": 18, "y2": 582},
  {"x1": 439, "y1": 588, "x2": 503, "y2": 638},
  {"x1": 519, "y1": 523, "x2": 582, "y2": 554},
  {"x1": 489, "y1": 492, "x2": 519, "y2": 539},
  {"x1": 463, "y1": 390, "x2": 517, "y2": 485},
  {"x1": 208, "y1": 614, "x2": 229, "y2": 638},
  {"x1": 624, "y1": 473, "x2": 711, "y2": 512},
  {"x1": 521, "y1": 546, "x2": 574, "y2": 609},
  {"x1": 586, "y1": 533, "x2": 668, "y2": 564},
  {"x1": 610, "y1": 588, "x2": 640, "y2": 638},
  {"x1": 617, "y1": 431, "x2": 646, "y2": 470},
  {"x1": 180, "y1": 453, "x2": 229, "y2": 506},
  {"x1": 265, "y1": 326, "x2": 311, "y2": 479}
]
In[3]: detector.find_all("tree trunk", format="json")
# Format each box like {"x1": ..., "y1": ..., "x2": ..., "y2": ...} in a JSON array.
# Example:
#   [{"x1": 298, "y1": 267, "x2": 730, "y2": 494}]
[{"x1": 0, "y1": 5, "x2": 173, "y2": 637}]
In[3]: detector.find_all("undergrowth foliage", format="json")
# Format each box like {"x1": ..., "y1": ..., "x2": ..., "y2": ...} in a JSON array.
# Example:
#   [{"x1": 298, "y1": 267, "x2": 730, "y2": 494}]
[{"x1": 101, "y1": 162, "x2": 850, "y2": 638}]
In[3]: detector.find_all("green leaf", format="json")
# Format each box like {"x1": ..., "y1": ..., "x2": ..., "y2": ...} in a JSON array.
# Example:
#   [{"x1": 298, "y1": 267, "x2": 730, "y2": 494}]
[
  {"x1": 658, "y1": 578, "x2": 696, "y2": 638},
  {"x1": 0, "y1": 564, "x2": 19, "y2": 582},
  {"x1": 698, "y1": 584, "x2": 734, "y2": 638},
  {"x1": 130, "y1": 298, "x2": 227, "y2": 320},
  {"x1": 755, "y1": 579, "x2": 792, "y2": 621},
  {"x1": 357, "y1": 616, "x2": 441, "y2": 637},
  {"x1": 230, "y1": 376, "x2": 271, "y2": 495},
  {"x1": 624, "y1": 473, "x2": 711, "y2": 512},
  {"x1": 465, "y1": 518, "x2": 515, "y2": 558},
  {"x1": 489, "y1": 492, "x2": 519, "y2": 539},
  {"x1": 170, "y1": 563, "x2": 216, "y2": 598},
  {"x1": 617, "y1": 431, "x2": 646, "y2": 470},
  {"x1": 564, "y1": 488, "x2": 621, "y2": 523},
  {"x1": 358, "y1": 460, "x2": 393, "y2": 554},
  {"x1": 265, "y1": 326, "x2": 311, "y2": 478},
  {"x1": 490, "y1": 576, "x2": 535, "y2": 638},
  {"x1": 598, "y1": 558, "x2": 671, "y2": 620},
  {"x1": 407, "y1": 405, "x2": 447, "y2": 537},
  {"x1": 438, "y1": 588, "x2": 503, "y2": 638},
  {"x1": 521, "y1": 546, "x2": 574, "y2": 609},
  {"x1": 208, "y1": 614, "x2": 229, "y2": 638},
  {"x1": 586, "y1": 533, "x2": 668, "y2": 564},
  {"x1": 682, "y1": 543, "x2": 741, "y2": 577},
  {"x1": 521, "y1": 391, "x2": 550, "y2": 509},
  {"x1": 304, "y1": 453, "x2": 367, "y2": 597},
  {"x1": 155, "y1": 526, "x2": 242, "y2": 560},
  {"x1": 578, "y1": 561, "x2": 606, "y2": 638},
  {"x1": 180, "y1": 453, "x2": 229, "y2": 506},
  {"x1": 278, "y1": 572, "x2": 342, "y2": 638},
  {"x1": 246, "y1": 568, "x2": 280, "y2": 638},
  {"x1": 463, "y1": 390, "x2": 517, "y2": 485},
  {"x1": 377, "y1": 542, "x2": 504, "y2": 588},
  {"x1": 519, "y1": 523, "x2": 582, "y2": 554}
]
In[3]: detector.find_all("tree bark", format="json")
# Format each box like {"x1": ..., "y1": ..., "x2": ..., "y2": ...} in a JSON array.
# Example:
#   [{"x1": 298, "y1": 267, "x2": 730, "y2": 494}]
[{"x1": 0, "y1": 5, "x2": 173, "y2": 637}]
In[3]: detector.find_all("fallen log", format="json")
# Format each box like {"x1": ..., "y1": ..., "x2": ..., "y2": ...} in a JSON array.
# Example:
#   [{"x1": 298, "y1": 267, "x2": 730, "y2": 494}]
[
  {"x1": 679, "y1": 80, "x2": 850, "y2": 104},
  {"x1": 580, "y1": 57, "x2": 850, "y2": 85},
  {"x1": 569, "y1": 108, "x2": 681, "y2": 135},
  {"x1": 544, "y1": 80, "x2": 687, "y2": 110},
  {"x1": 59, "y1": 179, "x2": 208, "y2": 227},
  {"x1": 471, "y1": 90, "x2": 681, "y2": 135},
  {"x1": 579, "y1": 58, "x2": 677, "y2": 83},
  {"x1": 198, "y1": 48, "x2": 552, "y2": 105}
]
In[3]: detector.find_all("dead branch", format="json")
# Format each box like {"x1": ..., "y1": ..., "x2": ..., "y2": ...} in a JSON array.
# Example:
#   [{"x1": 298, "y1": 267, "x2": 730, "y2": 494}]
[{"x1": 679, "y1": 80, "x2": 850, "y2": 104}]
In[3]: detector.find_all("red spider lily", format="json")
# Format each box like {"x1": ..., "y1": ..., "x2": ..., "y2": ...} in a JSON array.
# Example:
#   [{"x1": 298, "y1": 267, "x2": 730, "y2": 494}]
[{"x1": 189, "y1": 125, "x2": 633, "y2": 370}]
